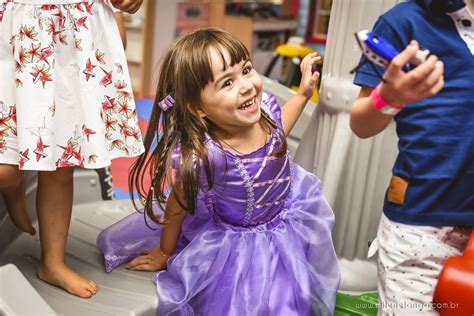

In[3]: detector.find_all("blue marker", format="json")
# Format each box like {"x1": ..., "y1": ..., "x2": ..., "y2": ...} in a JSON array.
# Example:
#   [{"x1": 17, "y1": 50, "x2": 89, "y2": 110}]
[{"x1": 356, "y1": 30, "x2": 430, "y2": 70}]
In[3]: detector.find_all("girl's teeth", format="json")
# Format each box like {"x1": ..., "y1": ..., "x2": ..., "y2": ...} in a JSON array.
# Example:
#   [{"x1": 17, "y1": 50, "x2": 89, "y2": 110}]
[{"x1": 240, "y1": 99, "x2": 254, "y2": 109}]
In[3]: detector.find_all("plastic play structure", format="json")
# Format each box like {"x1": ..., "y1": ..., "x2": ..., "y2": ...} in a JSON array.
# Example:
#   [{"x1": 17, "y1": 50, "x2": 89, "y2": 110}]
[
  {"x1": 1, "y1": 0, "x2": 469, "y2": 315},
  {"x1": 295, "y1": 0, "x2": 402, "y2": 295}
]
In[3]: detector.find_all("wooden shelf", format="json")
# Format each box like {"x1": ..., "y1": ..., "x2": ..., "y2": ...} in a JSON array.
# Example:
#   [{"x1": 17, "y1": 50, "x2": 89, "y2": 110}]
[
  {"x1": 308, "y1": 0, "x2": 333, "y2": 44},
  {"x1": 123, "y1": 0, "x2": 155, "y2": 98},
  {"x1": 209, "y1": 2, "x2": 297, "y2": 58}
]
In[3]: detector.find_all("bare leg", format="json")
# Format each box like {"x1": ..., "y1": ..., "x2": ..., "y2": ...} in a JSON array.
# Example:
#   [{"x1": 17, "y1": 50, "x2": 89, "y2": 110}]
[
  {"x1": 36, "y1": 167, "x2": 98, "y2": 298},
  {"x1": 0, "y1": 164, "x2": 35, "y2": 235}
]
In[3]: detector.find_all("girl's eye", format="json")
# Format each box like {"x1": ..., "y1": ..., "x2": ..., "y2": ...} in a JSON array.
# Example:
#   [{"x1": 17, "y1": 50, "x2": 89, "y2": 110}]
[
  {"x1": 243, "y1": 66, "x2": 252, "y2": 75},
  {"x1": 222, "y1": 79, "x2": 233, "y2": 88}
]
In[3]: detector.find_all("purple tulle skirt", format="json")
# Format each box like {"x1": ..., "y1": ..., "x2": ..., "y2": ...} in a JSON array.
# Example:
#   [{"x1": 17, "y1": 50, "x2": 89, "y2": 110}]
[{"x1": 97, "y1": 164, "x2": 340, "y2": 315}]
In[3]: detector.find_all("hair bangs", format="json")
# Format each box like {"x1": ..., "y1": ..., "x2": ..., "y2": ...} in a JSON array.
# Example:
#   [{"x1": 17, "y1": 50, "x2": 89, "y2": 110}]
[{"x1": 210, "y1": 33, "x2": 250, "y2": 72}]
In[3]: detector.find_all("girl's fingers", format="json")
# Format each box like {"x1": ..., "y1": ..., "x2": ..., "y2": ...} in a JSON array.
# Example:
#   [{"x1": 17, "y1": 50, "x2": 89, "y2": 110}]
[
  {"x1": 134, "y1": 2, "x2": 143, "y2": 13},
  {"x1": 122, "y1": 4, "x2": 134, "y2": 12},
  {"x1": 112, "y1": 0, "x2": 142, "y2": 13},
  {"x1": 301, "y1": 53, "x2": 320, "y2": 70},
  {"x1": 127, "y1": 256, "x2": 163, "y2": 271},
  {"x1": 420, "y1": 76, "x2": 444, "y2": 98},
  {"x1": 310, "y1": 70, "x2": 320, "y2": 82},
  {"x1": 126, "y1": 255, "x2": 151, "y2": 268},
  {"x1": 127, "y1": 2, "x2": 141, "y2": 13},
  {"x1": 129, "y1": 0, "x2": 143, "y2": 13},
  {"x1": 413, "y1": 60, "x2": 443, "y2": 92},
  {"x1": 385, "y1": 41, "x2": 419, "y2": 79},
  {"x1": 406, "y1": 55, "x2": 439, "y2": 85},
  {"x1": 309, "y1": 57, "x2": 322, "y2": 73},
  {"x1": 128, "y1": 263, "x2": 153, "y2": 271}
]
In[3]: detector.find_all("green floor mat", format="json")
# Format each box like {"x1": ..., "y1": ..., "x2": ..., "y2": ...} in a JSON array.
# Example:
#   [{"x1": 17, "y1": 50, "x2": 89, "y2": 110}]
[{"x1": 334, "y1": 292, "x2": 379, "y2": 316}]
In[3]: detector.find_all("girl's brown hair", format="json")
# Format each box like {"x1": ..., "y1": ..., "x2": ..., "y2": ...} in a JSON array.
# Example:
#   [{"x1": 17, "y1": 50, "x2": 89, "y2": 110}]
[{"x1": 129, "y1": 27, "x2": 287, "y2": 223}]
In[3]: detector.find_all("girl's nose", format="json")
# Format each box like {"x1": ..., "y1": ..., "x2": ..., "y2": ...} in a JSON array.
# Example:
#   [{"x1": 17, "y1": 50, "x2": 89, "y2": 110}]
[{"x1": 239, "y1": 77, "x2": 253, "y2": 94}]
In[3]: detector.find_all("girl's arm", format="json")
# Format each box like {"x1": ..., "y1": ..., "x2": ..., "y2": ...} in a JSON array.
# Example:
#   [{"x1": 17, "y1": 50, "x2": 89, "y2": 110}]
[
  {"x1": 114, "y1": 11, "x2": 127, "y2": 49},
  {"x1": 349, "y1": 86, "x2": 393, "y2": 138},
  {"x1": 126, "y1": 188, "x2": 187, "y2": 271},
  {"x1": 350, "y1": 41, "x2": 444, "y2": 138},
  {"x1": 110, "y1": 0, "x2": 143, "y2": 14},
  {"x1": 281, "y1": 53, "x2": 320, "y2": 136}
]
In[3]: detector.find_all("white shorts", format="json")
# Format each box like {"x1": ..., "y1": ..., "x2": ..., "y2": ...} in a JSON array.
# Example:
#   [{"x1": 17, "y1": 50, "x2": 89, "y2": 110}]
[
  {"x1": 368, "y1": 214, "x2": 470, "y2": 315},
  {"x1": 0, "y1": 0, "x2": 144, "y2": 170}
]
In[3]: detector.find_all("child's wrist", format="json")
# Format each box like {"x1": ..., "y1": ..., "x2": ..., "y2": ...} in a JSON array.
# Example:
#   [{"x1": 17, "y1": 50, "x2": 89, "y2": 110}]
[
  {"x1": 158, "y1": 247, "x2": 172, "y2": 258},
  {"x1": 370, "y1": 84, "x2": 404, "y2": 116},
  {"x1": 296, "y1": 91, "x2": 311, "y2": 102}
]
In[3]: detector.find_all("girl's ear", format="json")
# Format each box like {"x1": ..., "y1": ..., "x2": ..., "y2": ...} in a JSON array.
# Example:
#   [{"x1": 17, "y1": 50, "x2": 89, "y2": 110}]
[
  {"x1": 186, "y1": 102, "x2": 207, "y2": 118},
  {"x1": 197, "y1": 109, "x2": 207, "y2": 118}
]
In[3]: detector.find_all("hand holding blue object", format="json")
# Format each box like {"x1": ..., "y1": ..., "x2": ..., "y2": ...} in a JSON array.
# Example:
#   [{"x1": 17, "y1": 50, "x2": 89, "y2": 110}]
[{"x1": 352, "y1": 30, "x2": 430, "y2": 76}]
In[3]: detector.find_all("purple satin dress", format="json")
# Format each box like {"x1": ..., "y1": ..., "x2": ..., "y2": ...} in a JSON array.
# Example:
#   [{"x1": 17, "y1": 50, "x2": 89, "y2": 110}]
[{"x1": 97, "y1": 92, "x2": 340, "y2": 315}]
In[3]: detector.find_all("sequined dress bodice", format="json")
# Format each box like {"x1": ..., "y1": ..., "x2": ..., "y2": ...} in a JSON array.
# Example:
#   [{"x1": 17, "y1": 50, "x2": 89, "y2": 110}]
[{"x1": 203, "y1": 129, "x2": 291, "y2": 227}]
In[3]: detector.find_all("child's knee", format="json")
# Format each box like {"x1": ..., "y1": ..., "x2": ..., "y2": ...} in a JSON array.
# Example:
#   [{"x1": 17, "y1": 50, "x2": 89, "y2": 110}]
[
  {"x1": 39, "y1": 167, "x2": 75, "y2": 184},
  {"x1": 0, "y1": 164, "x2": 23, "y2": 189}
]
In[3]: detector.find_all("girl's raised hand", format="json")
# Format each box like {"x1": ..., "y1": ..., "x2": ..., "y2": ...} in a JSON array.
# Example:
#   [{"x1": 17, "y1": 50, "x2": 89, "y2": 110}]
[
  {"x1": 379, "y1": 40, "x2": 444, "y2": 108},
  {"x1": 298, "y1": 52, "x2": 321, "y2": 100},
  {"x1": 125, "y1": 248, "x2": 168, "y2": 271},
  {"x1": 110, "y1": 0, "x2": 143, "y2": 14}
]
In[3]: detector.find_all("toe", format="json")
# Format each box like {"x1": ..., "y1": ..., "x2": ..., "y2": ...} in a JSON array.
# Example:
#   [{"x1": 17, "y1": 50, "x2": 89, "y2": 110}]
[
  {"x1": 77, "y1": 287, "x2": 93, "y2": 299},
  {"x1": 87, "y1": 280, "x2": 98, "y2": 294},
  {"x1": 28, "y1": 226, "x2": 36, "y2": 236}
]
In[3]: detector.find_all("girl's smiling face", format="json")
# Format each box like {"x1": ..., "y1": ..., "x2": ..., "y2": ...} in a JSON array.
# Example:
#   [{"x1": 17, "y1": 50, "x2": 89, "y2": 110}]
[{"x1": 198, "y1": 46, "x2": 263, "y2": 136}]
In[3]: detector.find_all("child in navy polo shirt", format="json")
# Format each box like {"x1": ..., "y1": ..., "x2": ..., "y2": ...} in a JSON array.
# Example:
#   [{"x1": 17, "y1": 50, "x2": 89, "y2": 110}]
[{"x1": 351, "y1": 0, "x2": 473, "y2": 314}]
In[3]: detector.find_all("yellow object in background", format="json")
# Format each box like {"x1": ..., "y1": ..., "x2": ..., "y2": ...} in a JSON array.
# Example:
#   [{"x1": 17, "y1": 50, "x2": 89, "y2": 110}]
[
  {"x1": 275, "y1": 43, "x2": 315, "y2": 59},
  {"x1": 291, "y1": 85, "x2": 319, "y2": 103},
  {"x1": 264, "y1": 37, "x2": 322, "y2": 104}
]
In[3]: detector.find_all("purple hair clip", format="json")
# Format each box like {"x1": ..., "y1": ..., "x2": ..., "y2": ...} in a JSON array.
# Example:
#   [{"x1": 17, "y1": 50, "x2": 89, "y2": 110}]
[{"x1": 158, "y1": 95, "x2": 174, "y2": 111}]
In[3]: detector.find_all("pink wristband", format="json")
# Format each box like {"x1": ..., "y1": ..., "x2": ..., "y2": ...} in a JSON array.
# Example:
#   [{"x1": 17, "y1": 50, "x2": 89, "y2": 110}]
[{"x1": 370, "y1": 84, "x2": 404, "y2": 115}]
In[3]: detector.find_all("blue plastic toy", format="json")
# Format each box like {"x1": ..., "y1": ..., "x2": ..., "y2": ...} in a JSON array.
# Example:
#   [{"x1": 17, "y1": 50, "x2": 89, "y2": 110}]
[{"x1": 352, "y1": 30, "x2": 430, "y2": 74}]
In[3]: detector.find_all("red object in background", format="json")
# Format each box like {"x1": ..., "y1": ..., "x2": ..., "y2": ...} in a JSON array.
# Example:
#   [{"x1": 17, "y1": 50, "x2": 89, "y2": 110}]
[
  {"x1": 291, "y1": 0, "x2": 299, "y2": 17},
  {"x1": 175, "y1": 2, "x2": 209, "y2": 37},
  {"x1": 306, "y1": 0, "x2": 332, "y2": 44},
  {"x1": 433, "y1": 229, "x2": 474, "y2": 315}
]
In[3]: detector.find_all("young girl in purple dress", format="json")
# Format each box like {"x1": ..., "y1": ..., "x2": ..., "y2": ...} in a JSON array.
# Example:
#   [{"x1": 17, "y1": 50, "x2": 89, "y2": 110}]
[{"x1": 98, "y1": 27, "x2": 340, "y2": 315}]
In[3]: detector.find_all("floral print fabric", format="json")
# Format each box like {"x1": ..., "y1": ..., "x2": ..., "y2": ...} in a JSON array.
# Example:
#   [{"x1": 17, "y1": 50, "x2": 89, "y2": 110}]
[{"x1": 0, "y1": 0, "x2": 144, "y2": 170}]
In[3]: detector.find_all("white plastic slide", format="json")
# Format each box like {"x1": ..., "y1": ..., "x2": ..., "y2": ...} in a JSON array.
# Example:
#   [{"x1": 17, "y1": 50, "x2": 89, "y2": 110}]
[
  {"x1": 294, "y1": 0, "x2": 403, "y2": 293},
  {"x1": 0, "y1": 264, "x2": 56, "y2": 316}
]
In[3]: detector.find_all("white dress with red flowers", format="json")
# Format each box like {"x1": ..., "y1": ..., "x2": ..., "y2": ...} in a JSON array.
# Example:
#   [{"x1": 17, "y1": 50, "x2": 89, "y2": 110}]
[{"x1": 0, "y1": 0, "x2": 144, "y2": 170}]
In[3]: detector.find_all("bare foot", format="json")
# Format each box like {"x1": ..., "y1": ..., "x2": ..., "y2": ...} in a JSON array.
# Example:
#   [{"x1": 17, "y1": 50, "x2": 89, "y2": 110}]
[
  {"x1": 3, "y1": 177, "x2": 36, "y2": 235},
  {"x1": 37, "y1": 263, "x2": 98, "y2": 298}
]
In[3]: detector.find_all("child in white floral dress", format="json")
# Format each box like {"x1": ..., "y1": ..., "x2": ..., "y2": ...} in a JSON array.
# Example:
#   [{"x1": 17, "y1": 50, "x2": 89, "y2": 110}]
[{"x1": 0, "y1": 0, "x2": 144, "y2": 298}]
